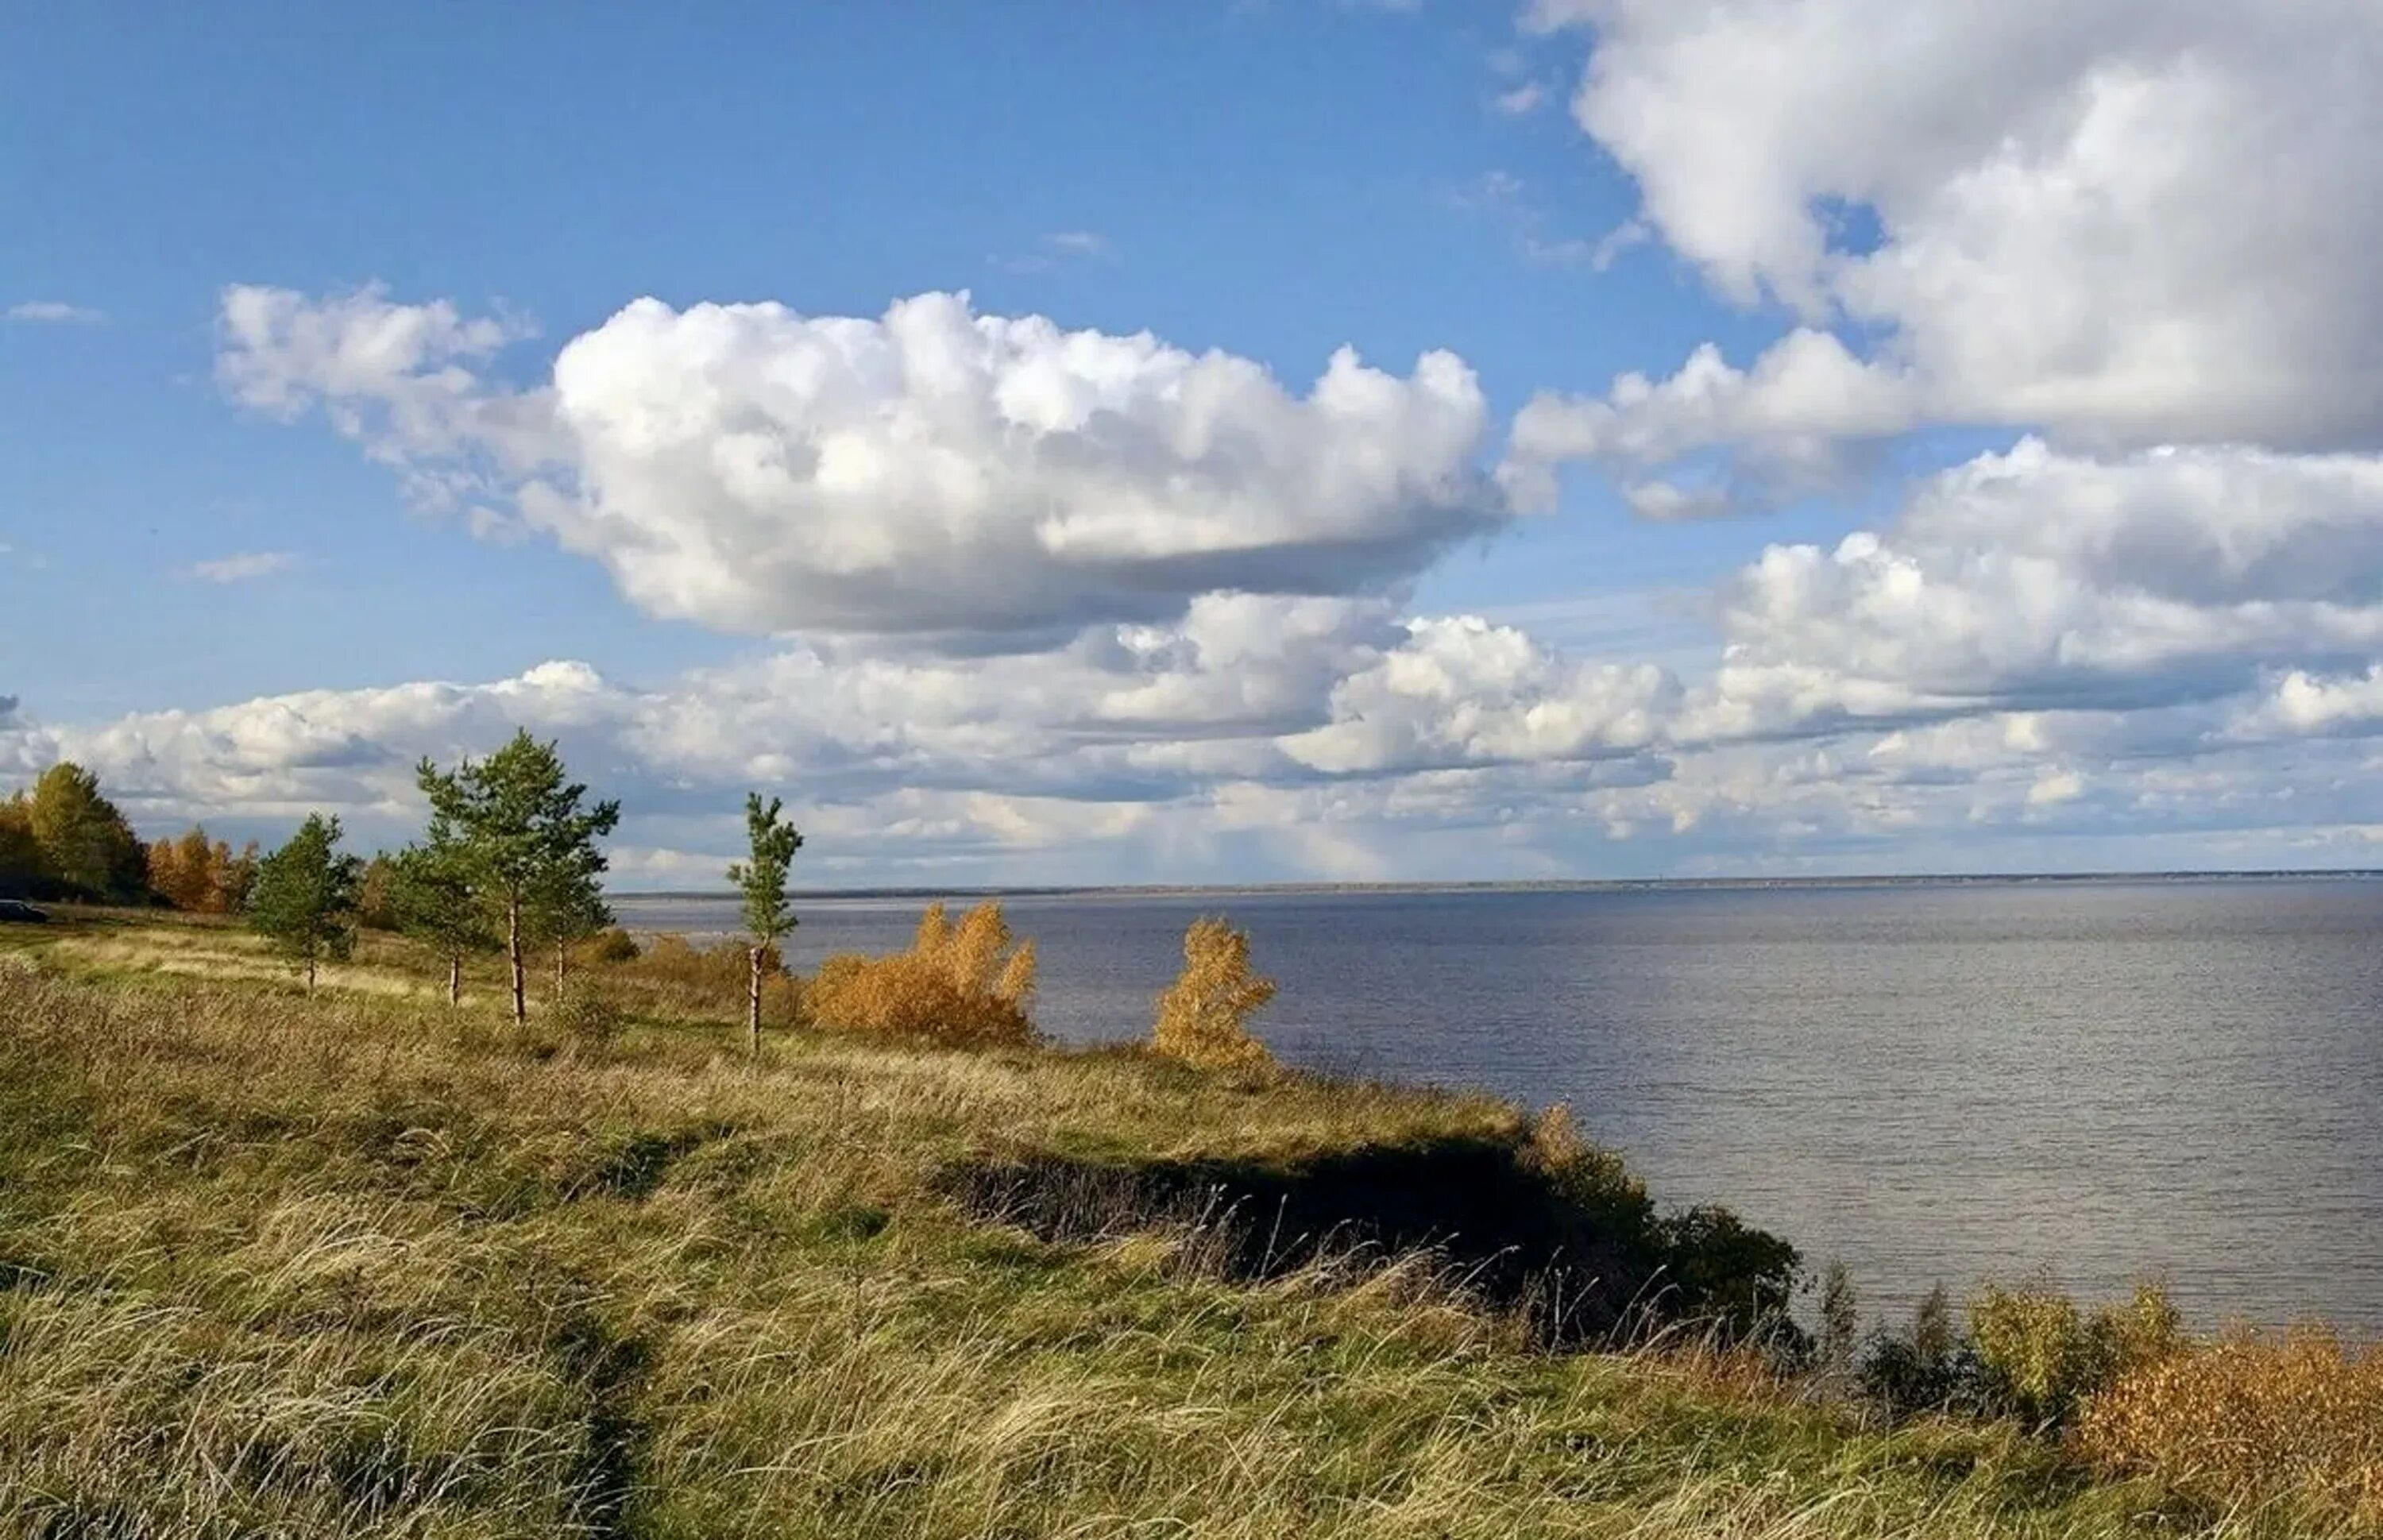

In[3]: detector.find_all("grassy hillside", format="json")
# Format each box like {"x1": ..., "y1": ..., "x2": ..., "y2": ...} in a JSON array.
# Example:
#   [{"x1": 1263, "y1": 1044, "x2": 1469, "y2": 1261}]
[{"x1": 0, "y1": 911, "x2": 2364, "y2": 1538}]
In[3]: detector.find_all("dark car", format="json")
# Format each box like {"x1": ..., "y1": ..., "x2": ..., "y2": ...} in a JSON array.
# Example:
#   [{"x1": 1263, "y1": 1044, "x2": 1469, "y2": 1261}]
[{"x1": 0, "y1": 900, "x2": 50, "y2": 924}]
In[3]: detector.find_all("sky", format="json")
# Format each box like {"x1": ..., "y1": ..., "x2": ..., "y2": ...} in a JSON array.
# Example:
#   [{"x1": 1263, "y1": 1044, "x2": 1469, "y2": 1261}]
[{"x1": 7, "y1": 1, "x2": 2383, "y2": 888}]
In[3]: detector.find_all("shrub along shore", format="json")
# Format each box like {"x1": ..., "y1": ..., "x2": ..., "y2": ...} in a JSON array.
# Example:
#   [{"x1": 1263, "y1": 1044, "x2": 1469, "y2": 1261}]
[{"x1": 2, "y1": 905, "x2": 2378, "y2": 1538}]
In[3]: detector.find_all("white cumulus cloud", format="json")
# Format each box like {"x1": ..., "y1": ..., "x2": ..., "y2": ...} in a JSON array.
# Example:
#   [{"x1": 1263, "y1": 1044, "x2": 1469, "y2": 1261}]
[
  {"x1": 1512, "y1": 1, "x2": 2383, "y2": 502},
  {"x1": 220, "y1": 288, "x2": 1512, "y2": 642},
  {"x1": 1685, "y1": 440, "x2": 2383, "y2": 739},
  {"x1": 1284, "y1": 615, "x2": 1678, "y2": 773}
]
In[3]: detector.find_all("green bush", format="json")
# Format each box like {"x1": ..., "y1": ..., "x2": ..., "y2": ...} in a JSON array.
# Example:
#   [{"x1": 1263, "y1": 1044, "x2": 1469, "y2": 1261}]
[
  {"x1": 1860, "y1": 1284, "x2": 1989, "y2": 1418},
  {"x1": 1856, "y1": 1281, "x2": 2180, "y2": 1426},
  {"x1": 1653, "y1": 1205, "x2": 1804, "y2": 1349},
  {"x1": 1970, "y1": 1280, "x2": 2180, "y2": 1426},
  {"x1": 1522, "y1": 1108, "x2": 1803, "y2": 1349}
]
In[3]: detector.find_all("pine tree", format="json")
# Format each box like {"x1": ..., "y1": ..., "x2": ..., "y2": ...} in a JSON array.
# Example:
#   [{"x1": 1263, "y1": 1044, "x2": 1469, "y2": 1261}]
[
  {"x1": 247, "y1": 813, "x2": 364, "y2": 993},
  {"x1": 529, "y1": 858, "x2": 611, "y2": 1002},
  {"x1": 724, "y1": 793, "x2": 803, "y2": 1055},
  {"x1": 386, "y1": 842, "x2": 493, "y2": 1006},
  {"x1": 415, "y1": 731, "x2": 621, "y2": 1025}
]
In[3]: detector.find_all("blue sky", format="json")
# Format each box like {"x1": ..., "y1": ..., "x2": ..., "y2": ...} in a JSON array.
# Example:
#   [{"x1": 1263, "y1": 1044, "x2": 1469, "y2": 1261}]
[
  {"x1": 4, "y1": 3, "x2": 1775, "y2": 711},
  {"x1": 9, "y1": 2, "x2": 2383, "y2": 886}
]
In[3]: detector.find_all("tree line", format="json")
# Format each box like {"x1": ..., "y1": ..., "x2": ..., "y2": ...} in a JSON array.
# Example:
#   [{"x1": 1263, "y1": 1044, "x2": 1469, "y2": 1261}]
[
  {"x1": 0, "y1": 763, "x2": 258, "y2": 911},
  {"x1": 6, "y1": 733, "x2": 1275, "y2": 1069},
  {"x1": 6, "y1": 731, "x2": 804, "y2": 1045},
  {"x1": 230, "y1": 730, "x2": 634, "y2": 1020}
]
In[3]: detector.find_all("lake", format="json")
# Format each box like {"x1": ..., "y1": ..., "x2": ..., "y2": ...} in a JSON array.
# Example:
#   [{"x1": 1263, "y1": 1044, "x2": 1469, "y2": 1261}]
[{"x1": 612, "y1": 878, "x2": 2383, "y2": 1334}]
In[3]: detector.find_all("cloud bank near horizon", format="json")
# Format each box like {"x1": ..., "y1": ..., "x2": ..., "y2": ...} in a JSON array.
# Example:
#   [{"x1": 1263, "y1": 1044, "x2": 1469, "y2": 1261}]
[{"x1": 17, "y1": 426, "x2": 2383, "y2": 882}]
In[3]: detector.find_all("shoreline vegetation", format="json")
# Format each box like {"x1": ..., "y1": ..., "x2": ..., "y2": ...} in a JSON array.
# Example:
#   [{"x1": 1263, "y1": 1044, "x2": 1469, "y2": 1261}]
[{"x1": 2, "y1": 751, "x2": 2379, "y2": 1535}]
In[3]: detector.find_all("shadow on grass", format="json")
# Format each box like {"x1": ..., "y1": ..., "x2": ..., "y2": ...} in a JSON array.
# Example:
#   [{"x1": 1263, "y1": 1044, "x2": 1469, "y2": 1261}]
[{"x1": 937, "y1": 1132, "x2": 1802, "y2": 1352}]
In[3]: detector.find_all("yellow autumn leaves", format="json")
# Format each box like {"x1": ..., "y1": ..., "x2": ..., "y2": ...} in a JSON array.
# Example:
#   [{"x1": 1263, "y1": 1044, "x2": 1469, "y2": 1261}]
[
  {"x1": 809, "y1": 901, "x2": 1041, "y2": 1048},
  {"x1": 1152, "y1": 917, "x2": 1277, "y2": 1075},
  {"x1": 807, "y1": 903, "x2": 1278, "y2": 1073}
]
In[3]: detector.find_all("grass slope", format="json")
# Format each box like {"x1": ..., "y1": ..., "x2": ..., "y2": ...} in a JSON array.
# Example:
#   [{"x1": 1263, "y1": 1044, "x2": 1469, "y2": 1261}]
[{"x1": 0, "y1": 913, "x2": 2352, "y2": 1538}]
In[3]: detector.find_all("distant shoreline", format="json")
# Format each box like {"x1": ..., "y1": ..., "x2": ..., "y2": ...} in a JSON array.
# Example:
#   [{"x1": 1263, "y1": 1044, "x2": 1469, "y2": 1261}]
[{"x1": 612, "y1": 867, "x2": 2383, "y2": 901}]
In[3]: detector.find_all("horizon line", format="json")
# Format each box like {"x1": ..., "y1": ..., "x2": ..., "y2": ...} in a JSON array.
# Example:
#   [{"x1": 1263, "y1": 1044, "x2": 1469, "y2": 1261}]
[{"x1": 607, "y1": 866, "x2": 2383, "y2": 901}]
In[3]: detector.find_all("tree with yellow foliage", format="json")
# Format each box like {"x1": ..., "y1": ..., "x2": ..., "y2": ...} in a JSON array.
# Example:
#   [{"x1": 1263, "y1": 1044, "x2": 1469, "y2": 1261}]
[
  {"x1": 145, "y1": 837, "x2": 183, "y2": 909},
  {"x1": 809, "y1": 899, "x2": 1038, "y2": 1048},
  {"x1": 1152, "y1": 917, "x2": 1276, "y2": 1073},
  {"x1": 25, "y1": 763, "x2": 145, "y2": 901},
  {"x1": 172, "y1": 827, "x2": 216, "y2": 902},
  {"x1": 936, "y1": 900, "x2": 1039, "y2": 1010},
  {"x1": 140, "y1": 824, "x2": 259, "y2": 913},
  {"x1": 146, "y1": 824, "x2": 218, "y2": 912}
]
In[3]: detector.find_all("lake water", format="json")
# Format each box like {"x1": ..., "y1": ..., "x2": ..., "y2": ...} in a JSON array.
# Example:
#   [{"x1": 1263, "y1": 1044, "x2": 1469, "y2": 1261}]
[{"x1": 612, "y1": 879, "x2": 2383, "y2": 1334}]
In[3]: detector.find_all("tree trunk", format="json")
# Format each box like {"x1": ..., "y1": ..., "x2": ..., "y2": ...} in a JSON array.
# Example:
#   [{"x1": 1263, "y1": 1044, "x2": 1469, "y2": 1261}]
[
  {"x1": 506, "y1": 895, "x2": 526, "y2": 1025},
  {"x1": 446, "y1": 954, "x2": 462, "y2": 1008},
  {"x1": 747, "y1": 944, "x2": 763, "y2": 1056},
  {"x1": 554, "y1": 940, "x2": 566, "y2": 1001},
  {"x1": 306, "y1": 953, "x2": 317, "y2": 994}
]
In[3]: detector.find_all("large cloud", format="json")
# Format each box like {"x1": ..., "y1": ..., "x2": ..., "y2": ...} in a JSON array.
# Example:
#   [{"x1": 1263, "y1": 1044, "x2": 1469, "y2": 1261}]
[
  {"x1": 1688, "y1": 440, "x2": 2383, "y2": 739},
  {"x1": 135, "y1": 25, "x2": 2383, "y2": 878},
  {"x1": 19, "y1": 571, "x2": 2383, "y2": 881},
  {"x1": 27, "y1": 430, "x2": 2383, "y2": 876},
  {"x1": 1512, "y1": 1, "x2": 2383, "y2": 503},
  {"x1": 222, "y1": 288, "x2": 1510, "y2": 640},
  {"x1": 1449, "y1": 0, "x2": 2383, "y2": 866}
]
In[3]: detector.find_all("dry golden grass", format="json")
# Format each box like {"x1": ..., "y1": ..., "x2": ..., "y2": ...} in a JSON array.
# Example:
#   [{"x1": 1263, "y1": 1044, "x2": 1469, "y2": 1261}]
[
  {"x1": 2077, "y1": 1329, "x2": 2383, "y2": 1526},
  {"x1": 48, "y1": 920, "x2": 440, "y2": 998},
  {"x1": 809, "y1": 900, "x2": 1039, "y2": 1048},
  {"x1": 1152, "y1": 915, "x2": 1277, "y2": 1073},
  {"x1": 603, "y1": 931, "x2": 805, "y2": 1028}
]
